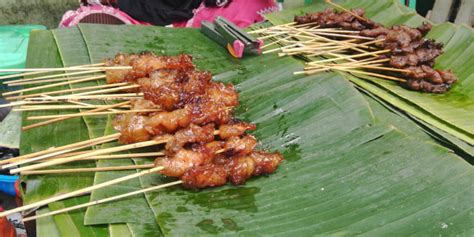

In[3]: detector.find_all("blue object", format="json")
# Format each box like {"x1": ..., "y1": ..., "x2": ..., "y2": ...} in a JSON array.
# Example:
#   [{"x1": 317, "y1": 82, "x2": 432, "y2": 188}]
[{"x1": 0, "y1": 175, "x2": 19, "y2": 197}]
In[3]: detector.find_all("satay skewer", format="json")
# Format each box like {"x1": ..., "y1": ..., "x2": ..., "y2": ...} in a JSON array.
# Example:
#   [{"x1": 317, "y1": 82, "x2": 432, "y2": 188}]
[
  {"x1": 6, "y1": 75, "x2": 98, "y2": 87},
  {"x1": 0, "y1": 66, "x2": 131, "y2": 73},
  {"x1": 307, "y1": 49, "x2": 391, "y2": 65},
  {"x1": 0, "y1": 166, "x2": 164, "y2": 218},
  {"x1": 24, "y1": 94, "x2": 143, "y2": 101},
  {"x1": 0, "y1": 133, "x2": 121, "y2": 166},
  {"x1": 1, "y1": 134, "x2": 121, "y2": 169},
  {"x1": 2, "y1": 75, "x2": 106, "y2": 96},
  {"x1": 5, "y1": 150, "x2": 162, "y2": 165},
  {"x1": 5, "y1": 71, "x2": 104, "y2": 86},
  {"x1": 10, "y1": 129, "x2": 226, "y2": 173},
  {"x1": 42, "y1": 152, "x2": 164, "y2": 161},
  {"x1": 27, "y1": 109, "x2": 161, "y2": 120},
  {"x1": 5, "y1": 83, "x2": 129, "y2": 101},
  {"x1": 22, "y1": 180, "x2": 183, "y2": 222},
  {"x1": 325, "y1": 0, "x2": 366, "y2": 21},
  {"x1": 296, "y1": 64, "x2": 407, "y2": 83},
  {"x1": 21, "y1": 164, "x2": 156, "y2": 175},
  {"x1": 22, "y1": 101, "x2": 131, "y2": 131},
  {"x1": 0, "y1": 63, "x2": 104, "y2": 81},
  {"x1": 10, "y1": 139, "x2": 169, "y2": 174},
  {"x1": 14, "y1": 104, "x2": 131, "y2": 112}
]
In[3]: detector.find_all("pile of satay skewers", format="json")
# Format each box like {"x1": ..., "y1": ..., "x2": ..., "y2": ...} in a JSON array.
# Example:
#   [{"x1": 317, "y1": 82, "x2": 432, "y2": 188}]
[
  {"x1": 0, "y1": 52, "x2": 283, "y2": 222},
  {"x1": 249, "y1": 0, "x2": 457, "y2": 94}
]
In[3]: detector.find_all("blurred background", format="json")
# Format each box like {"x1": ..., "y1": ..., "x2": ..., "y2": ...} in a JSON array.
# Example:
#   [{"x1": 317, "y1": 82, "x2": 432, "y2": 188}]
[{"x1": 2, "y1": 0, "x2": 472, "y2": 29}]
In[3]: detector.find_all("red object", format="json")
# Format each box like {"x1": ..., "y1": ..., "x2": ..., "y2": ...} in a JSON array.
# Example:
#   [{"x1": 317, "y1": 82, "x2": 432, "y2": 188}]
[{"x1": 0, "y1": 206, "x2": 16, "y2": 237}]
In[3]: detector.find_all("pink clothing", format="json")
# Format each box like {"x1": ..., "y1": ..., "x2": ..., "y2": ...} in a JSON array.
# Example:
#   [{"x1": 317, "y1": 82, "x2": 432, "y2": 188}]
[
  {"x1": 176, "y1": 0, "x2": 278, "y2": 28},
  {"x1": 59, "y1": 5, "x2": 150, "y2": 28},
  {"x1": 60, "y1": 1, "x2": 277, "y2": 29}
]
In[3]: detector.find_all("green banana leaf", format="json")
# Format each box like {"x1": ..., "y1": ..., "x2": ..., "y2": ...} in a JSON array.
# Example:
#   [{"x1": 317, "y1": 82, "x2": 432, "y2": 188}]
[
  {"x1": 36, "y1": 207, "x2": 61, "y2": 237},
  {"x1": 48, "y1": 197, "x2": 108, "y2": 237},
  {"x1": 75, "y1": 24, "x2": 472, "y2": 235},
  {"x1": 21, "y1": 1, "x2": 473, "y2": 235},
  {"x1": 0, "y1": 110, "x2": 21, "y2": 148},
  {"x1": 265, "y1": 0, "x2": 474, "y2": 147},
  {"x1": 52, "y1": 27, "x2": 161, "y2": 229},
  {"x1": 20, "y1": 30, "x2": 96, "y2": 204}
]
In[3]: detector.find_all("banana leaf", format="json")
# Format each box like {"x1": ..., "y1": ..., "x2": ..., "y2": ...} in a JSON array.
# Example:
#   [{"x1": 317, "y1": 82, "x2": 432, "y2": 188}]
[
  {"x1": 48, "y1": 197, "x2": 108, "y2": 237},
  {"x1": 265, "y1": 0, "x2": 474, "y2": 147},
  {"x1": 0, "y1": 110, "x2": 21, "y2": 148},
  {"x1": 36, "y1": 207, "x2": 61, "y2": 237},
  {"x1": 59, "y1": 23, "x2": 471, "y2": 235},
  {"x1": 20, "y1": 30, "x2": 95, "y2": 204},
  {"x1": 23, "y1": 4, "x2": 473, "y2": 236},
  {"x1": 53, "y1": 27, "x2": 163, "y2": 234},
  {"x1": 52, "y1": 27, "x2": 160, "y2": 228}
]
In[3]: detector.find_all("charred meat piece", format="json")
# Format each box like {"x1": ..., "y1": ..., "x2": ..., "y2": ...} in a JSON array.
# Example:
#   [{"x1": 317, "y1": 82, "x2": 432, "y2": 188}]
[
  {"x1": 113, "y1": 114, "x2": 151, "y2": 144},
  {"x1": 219, "y1": 122, "x2": 256, "y2": 139},
  {"x1": 182, "y1": 164, "x2": 227, "y2": 189},
  {"x1": 165, "y1": 124, "x2": 216, "y2": 155},
  {"x1": 224, "y1": 135, "x2": 258, "y2": 156}
]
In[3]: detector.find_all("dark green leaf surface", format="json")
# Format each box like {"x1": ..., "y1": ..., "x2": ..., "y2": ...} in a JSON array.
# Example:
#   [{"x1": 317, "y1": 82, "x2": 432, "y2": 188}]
[
  {"x1": 53, "y1": 26, "x2": 161, "y2": 232},
  {"x1": 20, "y1": 30, "x2": 95, "y2": 204},
  {"x1": 266, "y1": 0, "x2": 474, "y2": 145},
  {"x1": 22, "y1": 1, "x2": 474, "y2": 235},
  {"x1": 48, "y1": 197, "x2": 108, "y2": 237},
  {"x1": 36, "y1": 207, "x2": 61, "y2": 237}
]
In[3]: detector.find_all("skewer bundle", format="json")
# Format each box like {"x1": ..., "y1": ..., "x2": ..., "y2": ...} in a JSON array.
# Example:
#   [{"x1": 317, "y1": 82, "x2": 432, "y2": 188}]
[
  {"x1": 250, "y1": 0, "x2": 458, "y2": 94},
  {"x1": 0, "y1": 52, "x2": 284, "y2": 222}
]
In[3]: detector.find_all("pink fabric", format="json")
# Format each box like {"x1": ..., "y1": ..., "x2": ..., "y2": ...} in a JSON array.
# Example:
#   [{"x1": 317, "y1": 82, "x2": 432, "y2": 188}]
[
  {"x1": 59, "y1": 5, "x2": 150, "y2": 28},
  {"x1": 175, "y1": 0, "x2": 278, "y2": 28}
]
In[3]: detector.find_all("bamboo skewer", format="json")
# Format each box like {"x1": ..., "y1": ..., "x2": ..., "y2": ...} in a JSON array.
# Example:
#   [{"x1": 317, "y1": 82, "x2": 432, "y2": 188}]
[
  {"x1": 0, "y1": 101, "x2": 46, "y2": 109},
  {"x1": 0, "y1": 66, "x2": 131, "y2": 73},
  {"x1": 67, "y1": 100, "x2": 120, "y2": 112},
  {"x1": 0, "y1": 166, "x2": 164, "y2": 218},
  {"x1": 5, "y1": 83, "x2": 129, "y2": 101},
  {"x1": 21, "y1": 164, "x2": 156, "y2": 175},
  {"x1": 6, "y1": 75, "x2": 97, "y2": 86},
  {"x1": 2, "y1": 75, "x2": 106, "y2": 96},
  {"x1": 1, "y1": 133, "x2": 121, "y2": 169},
  {"x1": 325, "y1": 0, "x2": 366, "y2": 21},
  {"x1": 0, "y1": 63, "x2": 104, "y2": 81},
  {"x1": 296, "y1": 64, "x2": 407, "y2": 83},
  {"x1": 335, "y1": 68, "x2": 407, "y2": 82},
  {"x1": 45, "y1": 152, "x2": 165, "y2": 161},
  {"x1": 11, "y1": 130, "x2": 222, "y2": 173},
  {"x1": 1, "y1": 136, "x2": 119, "y2": 170},
  {"x1": 282, "y1": 26, "x2": 376, "y2": 56},
  {"x1": 22, "y1": 180, "x2": 183, "y2": 222},
  {"x1": 14, "y1": 104, "x2": 131, "y2": 112},
  {"x1": 73, "y1": 84, "x2": 140, "y2": 96},
  {"x1": 5, "y1": 71, "x2": 104, "y2": 86},
  {"x1": 0, "y1": 133, "x2": 121, "y2": 166},
  {"x1": 22, "y1": 101, "x2": 131, "y2": 131},
  {"x1": 25, "y1": 93, "x2": 143, "y2": 101},
  {"x1": 310, "y1": 31, "x2": 374, "y2": 40},
  {"x1": 10, "y1": 138, "x2": 169, "y2": 174},
  {"x1": 27, "y1": 109, "x2": 161, "y2": 120},
  {"x1": 307, "y1": 49, "x2": 391, "y2": 65},
  {"x1": 305, "y1": 38, "x2": 384, "y2": 57}
]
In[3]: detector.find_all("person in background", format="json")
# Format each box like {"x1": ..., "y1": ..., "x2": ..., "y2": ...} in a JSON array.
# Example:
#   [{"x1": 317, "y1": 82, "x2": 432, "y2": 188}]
[
  {"x1": 81, "y1": 0, "x2": 277, "y2": 28},
  {"x1": 82, "y1": 0, "x2": 202, "y2": 26},
  {"x1": 176, "y1": 0, "x2": 277, "y2": 28}
]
